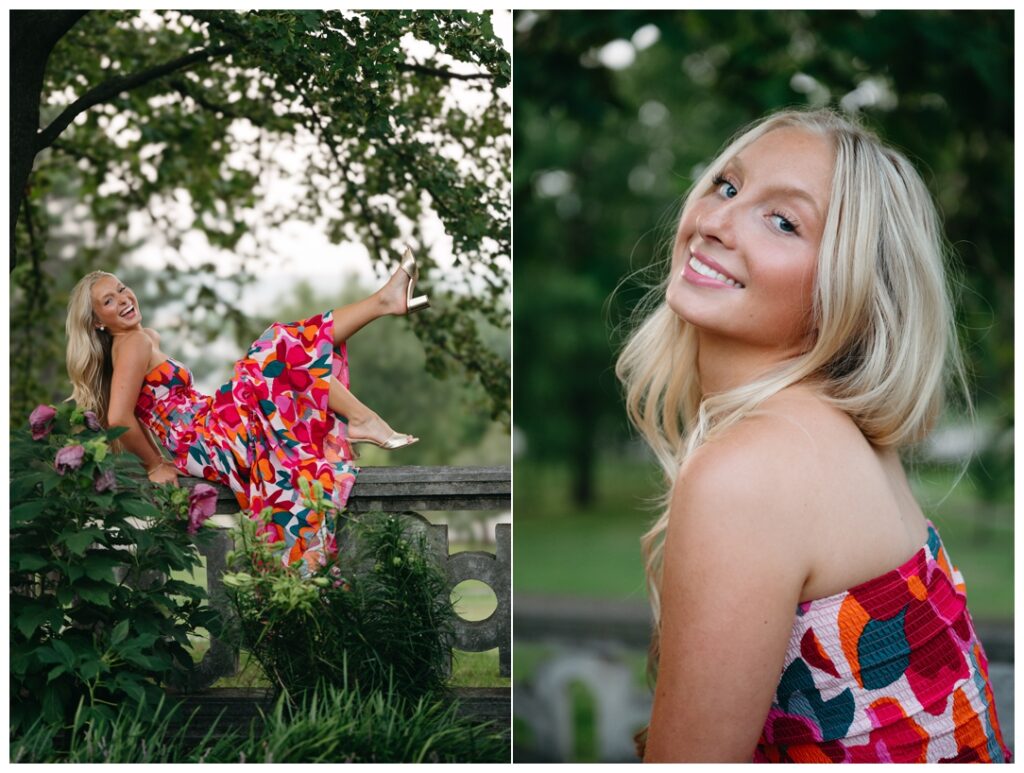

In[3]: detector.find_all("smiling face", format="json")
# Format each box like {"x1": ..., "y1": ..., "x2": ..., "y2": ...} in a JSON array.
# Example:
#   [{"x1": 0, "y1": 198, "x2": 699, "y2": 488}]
[
  {"x1": 90, "y1": 274, "x2": 142, "y2": 334},
  {"x1": 666, "y1": 126, "x2": 835, "y2": 357}
]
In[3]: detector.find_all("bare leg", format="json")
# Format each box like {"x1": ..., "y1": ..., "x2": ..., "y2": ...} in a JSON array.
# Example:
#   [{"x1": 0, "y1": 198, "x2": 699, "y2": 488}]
[
  {"x1": 328, "y1": 380, "x2": 416, "y2": 446},
  {"x1": 330, "y1": 264, "x2": 412, "y2": 346}
]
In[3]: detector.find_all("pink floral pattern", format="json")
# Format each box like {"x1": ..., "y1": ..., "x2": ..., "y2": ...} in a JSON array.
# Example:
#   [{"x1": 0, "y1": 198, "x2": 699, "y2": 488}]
[
  {"x1": 135, "y1": 311, "x2": 358, "y2": 573},
  {"x1": 755, "y1": 521, "x2": 1010, "y2": 763}
]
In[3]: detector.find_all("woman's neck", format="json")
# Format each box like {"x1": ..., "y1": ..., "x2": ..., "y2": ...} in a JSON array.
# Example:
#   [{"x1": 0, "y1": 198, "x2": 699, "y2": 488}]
[{"x1": 695, "y1": 329, "x2": 806, "y2": 396}]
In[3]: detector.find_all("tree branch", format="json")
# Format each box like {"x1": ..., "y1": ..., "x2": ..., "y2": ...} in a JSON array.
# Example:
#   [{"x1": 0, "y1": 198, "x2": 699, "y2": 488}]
[
  {"x1": 396, "y1": 62, "x2": 495, "y2": 81},
  {"x1": 35, "y1": 43, "x2": 234, "y2": 152},
  {"x1": 168, "y1": 77, "x2": 247, "y2": 121},
  {"x1": 295, "y1": 87, "x2": 392, "y2": 265},
  {"x1": 21, "y1": 195, "x2": 45, "y2": 309},
  {"x1": 51, "y1": 139, "x2": 164, "y2": 228}
]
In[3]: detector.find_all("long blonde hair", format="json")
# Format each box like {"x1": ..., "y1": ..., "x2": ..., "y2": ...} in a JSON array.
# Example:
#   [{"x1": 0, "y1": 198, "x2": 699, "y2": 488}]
[
  {"x1": 616, "y1": 108, "x2": 969, "y2": 682},
  {"x1": 66, "y1": 270, "x2": 118, "y2": 423}
]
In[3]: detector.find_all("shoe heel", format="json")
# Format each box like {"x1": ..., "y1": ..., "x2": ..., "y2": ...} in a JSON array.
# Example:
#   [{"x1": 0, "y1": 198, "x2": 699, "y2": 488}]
[
  {"x1": 400, "y1": 244, "x2": 430, "y2": 315},
  {"x1": 407, "y1": 295, "x2": 430, "y2": 313}
]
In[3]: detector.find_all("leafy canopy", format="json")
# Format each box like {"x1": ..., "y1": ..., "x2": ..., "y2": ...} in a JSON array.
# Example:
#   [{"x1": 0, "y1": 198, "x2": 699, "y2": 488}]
[{"x1": 16, "y1": 10, "x2": 509, "y2": 421}]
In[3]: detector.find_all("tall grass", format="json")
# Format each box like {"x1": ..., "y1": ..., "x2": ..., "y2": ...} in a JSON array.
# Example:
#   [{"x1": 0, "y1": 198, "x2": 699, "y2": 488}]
[{"x1": 11, "y1": 678, "x2": 508, "y2": 763}]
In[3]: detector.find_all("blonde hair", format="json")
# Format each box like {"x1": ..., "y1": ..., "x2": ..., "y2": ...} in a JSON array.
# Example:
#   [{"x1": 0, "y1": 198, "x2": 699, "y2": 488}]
[
  {"x1": 616, "y1": 108, "x2": 969, "y2": 684},
  {"x1": 66, "y1": 270, "x2": 118, "y2": 423}
]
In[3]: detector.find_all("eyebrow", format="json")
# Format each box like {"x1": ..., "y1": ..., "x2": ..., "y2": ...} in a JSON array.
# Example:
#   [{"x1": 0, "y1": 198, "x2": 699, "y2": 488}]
[{"x1": 724, "y1": 157, "x2": 823, "y2": 222}]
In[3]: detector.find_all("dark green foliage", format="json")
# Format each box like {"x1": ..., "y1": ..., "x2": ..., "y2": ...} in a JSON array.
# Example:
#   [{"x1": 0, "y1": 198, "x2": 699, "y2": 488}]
[
  {"x1": 208, "y1": 678, "x2": 508, "y2": 763},
  {"x1": 9, "y1": 402, "x2": 219, "y2": 734},
  {"x1": 224, "y1": 505, "x2": 454, "y2": 702},
  {"x1": 11, "y1": 678, "x2": 508, "y2": 763},
  {"x1": 11, "y1": 695, "x2": 220, "y2": 764}
]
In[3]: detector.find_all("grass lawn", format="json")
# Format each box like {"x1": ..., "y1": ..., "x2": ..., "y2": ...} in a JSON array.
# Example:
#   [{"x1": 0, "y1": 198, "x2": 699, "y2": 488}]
[
  {"x1": 513, "y1": 460, "x2": 658, "y2": 600},
  {"x1": 514, "y1": 458, "x2": 1013, "y2": 619}
]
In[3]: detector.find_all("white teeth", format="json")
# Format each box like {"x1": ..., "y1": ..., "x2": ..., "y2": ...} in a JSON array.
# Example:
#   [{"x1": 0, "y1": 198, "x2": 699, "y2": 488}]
[{"x1": 688, "y1": 255, "x2": 744, "y2": 288}]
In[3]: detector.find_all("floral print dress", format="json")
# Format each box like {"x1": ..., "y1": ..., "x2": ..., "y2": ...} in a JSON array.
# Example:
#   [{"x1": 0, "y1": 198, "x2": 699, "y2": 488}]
[
  {"x1": 755, "y1": 520, "x2": 1010, "y2": 763},
  {"x1": 135, "y1": 310, "x2": 358, "y2": 573}
]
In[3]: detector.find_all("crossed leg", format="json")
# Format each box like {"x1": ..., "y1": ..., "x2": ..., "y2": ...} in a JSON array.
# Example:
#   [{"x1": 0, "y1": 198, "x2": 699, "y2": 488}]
[{"x1": 325, "y1": 265, "x2": 417, "y2": 447}]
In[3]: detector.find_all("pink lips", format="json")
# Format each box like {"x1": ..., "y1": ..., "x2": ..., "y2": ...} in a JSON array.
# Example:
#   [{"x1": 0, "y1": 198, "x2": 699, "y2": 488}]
[{"x1": 683, "y1": 249, "x2": 745, "y2": 290}]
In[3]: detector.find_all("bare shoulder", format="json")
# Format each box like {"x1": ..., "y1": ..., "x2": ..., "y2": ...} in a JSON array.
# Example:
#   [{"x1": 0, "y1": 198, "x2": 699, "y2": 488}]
[
  {"x1": 678, "y1": 388, "x2": 843, "y2": 526},
  {"x1": 648, "y1": 388, "x2": 833, "y2": 759},
  {"x1": 111, "y1": 329, "x2": 154, "y2": 367},
  {"x1": 671, "y1": 387, "x2": 856, "y2": 581}
]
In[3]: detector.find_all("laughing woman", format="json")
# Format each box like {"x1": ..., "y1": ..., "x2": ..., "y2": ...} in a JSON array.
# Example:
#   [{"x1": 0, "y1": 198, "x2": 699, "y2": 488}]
[
  {"x1": 616, "y1": 109, "x2": 1010, "y2": 762},
  {"x1": 65, "y1": 248, "x2": 429, "y2": 573}
]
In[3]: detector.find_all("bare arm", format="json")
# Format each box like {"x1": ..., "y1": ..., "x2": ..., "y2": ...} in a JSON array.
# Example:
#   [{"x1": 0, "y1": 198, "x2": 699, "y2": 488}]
[
  {"x1": 106, "y1": 331, "x2": 177, "y2": 484},
  {"x1": 643, "y1": 418, "x2": 815, "y2": 762}
]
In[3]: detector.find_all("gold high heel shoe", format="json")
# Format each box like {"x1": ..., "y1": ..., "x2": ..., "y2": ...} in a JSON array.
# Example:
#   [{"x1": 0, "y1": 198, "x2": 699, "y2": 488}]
[
  {"x1": 349, "y1": 433, "x2": 419, "y2": 459},
  {"x1": 399, "y1": 244, "x2": 430, "y2": 314}
]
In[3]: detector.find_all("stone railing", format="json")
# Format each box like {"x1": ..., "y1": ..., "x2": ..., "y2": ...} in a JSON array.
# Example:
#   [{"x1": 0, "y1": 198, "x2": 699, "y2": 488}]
[
  {"x1": 181, "y1": 465, "x2": 510, "y2": 691},
  {"x1": 513, "y1": 594, "x2": 1015, "y2": 762}
]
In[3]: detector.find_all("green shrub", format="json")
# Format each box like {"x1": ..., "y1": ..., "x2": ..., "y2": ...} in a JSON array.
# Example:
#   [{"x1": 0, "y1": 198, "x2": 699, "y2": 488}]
[
  {"x1": 10, "y1": 402, "x2": 220, "y2": 733},
  {"x1": 223, "y1": 486, "x2": 454, "y2": 701},
  {"x1": 11, "y1": 694, "x2": 225, "y2": 763},
  {"x1": 209, "y1": 677, "x2": 508, "y2": 763},
  {"x1": 12, "y1": 677, "x2": 507, "y2": 763}
]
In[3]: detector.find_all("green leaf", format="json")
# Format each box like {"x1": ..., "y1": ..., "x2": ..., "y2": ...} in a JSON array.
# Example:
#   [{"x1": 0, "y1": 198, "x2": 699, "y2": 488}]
[
  {"x1": 51, "y1": 639, "x2": 75, "y2": 669},
  {"x1": 113, "y1": 672, "x2": 147, "y2": 704},
  {"x1": 41, "y1": 681, "x2": 70, "y2": 725},
  {"x1": 75, "y1": 582, "x2": 114, "y2": 607},
  {"x1": 105, "y1": 425, "x2": 129, "y2": 441},
  {"x1": 46, "y1": 664, "x2": 67, "y2": 683},
  {"x1": 83, "y1": 553, "x2": 125, "y2": 583},
  {"x1": 78, "y1": 657, "x2": 106, "y2": 681},
  {"x1": 121, "y1": 650, "x2": 162, "y2": 670},
  {"x1": 110, "y1": 619, "x2": 130, "y2": 645},
  {"x1": 15, "y1": 604, "x2": 59, "y2": 638},
  {"x1": 15, "y1": 554, "x2": 48, "y2": 572},
  {"x1": 10, "y1": 471, "x2": 47, "y2": 500},
  {"x1": 60, "y1": 528, "x2": 105, "y2": 556},
  {"x1": 11, "y1": 500, "x2": 47, "y2": 525},
  {"x1": 41, "y1": 474, "x2": 63, "y2": 495},
  {"x1": 117, "y1": 497, "x2": 162, "y2": 518}
]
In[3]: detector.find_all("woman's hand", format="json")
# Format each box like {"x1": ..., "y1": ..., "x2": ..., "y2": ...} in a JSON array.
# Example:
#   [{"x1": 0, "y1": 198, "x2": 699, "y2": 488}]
[{"x1": 147, "y1": 460, "x2": 179, "y2": 486}]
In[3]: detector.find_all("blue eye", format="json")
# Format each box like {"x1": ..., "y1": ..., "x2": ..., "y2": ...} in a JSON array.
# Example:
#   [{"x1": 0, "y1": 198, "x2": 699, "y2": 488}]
[
  {"x1": 771, "y1": 213, "x2": 798, "y2": 235},
  {"x1": 712, "y1": 174, "x2": 737, "y2": 199}
]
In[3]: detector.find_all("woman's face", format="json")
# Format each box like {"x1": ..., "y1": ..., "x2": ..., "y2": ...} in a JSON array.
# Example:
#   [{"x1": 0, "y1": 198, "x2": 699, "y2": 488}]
[
  {"x1": 666, "y1": 126, "x2": 834, "y2": 355},
  {"x1": 90, "y1": 274, "x2": 142, "y2": 333}
]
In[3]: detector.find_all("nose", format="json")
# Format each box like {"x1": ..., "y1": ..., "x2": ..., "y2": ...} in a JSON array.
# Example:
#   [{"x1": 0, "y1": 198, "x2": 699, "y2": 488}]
[{"x1": 697, "y1": 198, "x2": 736, "y2": 249}]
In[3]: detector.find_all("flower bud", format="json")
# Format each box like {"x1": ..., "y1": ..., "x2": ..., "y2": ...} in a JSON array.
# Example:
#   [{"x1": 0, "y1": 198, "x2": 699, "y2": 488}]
[
  {"x1": 29, "y1": 404, "x2": 57, "y2": 440},
  {"x1": 54, "y1": 444, "x2": 85, "y2": 474},
  {"x1": 94, "y1": 468, "x2": 117, "y2": 493}
]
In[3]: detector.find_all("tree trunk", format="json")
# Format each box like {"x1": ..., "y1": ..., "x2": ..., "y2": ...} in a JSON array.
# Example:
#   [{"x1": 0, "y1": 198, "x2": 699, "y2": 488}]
[
  {"x1": 10, "y1": 11, "x2": 88, "y2": 271},
  {"x1": 571, "y1": 407, "x2": 596, "y2": 506}
]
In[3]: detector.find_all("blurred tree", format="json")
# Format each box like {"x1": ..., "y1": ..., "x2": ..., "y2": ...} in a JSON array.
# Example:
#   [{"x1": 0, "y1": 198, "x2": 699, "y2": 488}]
[
  {"x1": 10, "y1": 10, "x2": 510, "y2": 422},
  {"x1": 514, "y1": 10, "x2": 1011, "y2": 504},
  {"x1": 223, "y1": 278, "x2": 510, "y2": 468}
]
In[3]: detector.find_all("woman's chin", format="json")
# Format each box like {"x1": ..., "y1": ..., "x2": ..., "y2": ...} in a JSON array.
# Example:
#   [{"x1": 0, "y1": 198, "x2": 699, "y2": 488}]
[{"x1": 666, "y1": 282, "x2": 713, "y2": 328}]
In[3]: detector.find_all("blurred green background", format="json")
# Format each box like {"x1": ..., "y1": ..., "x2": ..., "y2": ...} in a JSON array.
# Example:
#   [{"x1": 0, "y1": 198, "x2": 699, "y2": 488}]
[{"x1": 512, "y1": 9, "x2": 1013, "y2": 762}]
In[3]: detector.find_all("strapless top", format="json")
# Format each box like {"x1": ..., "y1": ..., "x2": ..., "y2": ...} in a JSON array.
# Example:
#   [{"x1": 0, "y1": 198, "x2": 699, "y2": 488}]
[
  {"x1": 134, "y1": 356, "x2": 249, "y2": 474},
  {"x1": 755, "y1": 520, "x2": 1010, "y2": 762}
]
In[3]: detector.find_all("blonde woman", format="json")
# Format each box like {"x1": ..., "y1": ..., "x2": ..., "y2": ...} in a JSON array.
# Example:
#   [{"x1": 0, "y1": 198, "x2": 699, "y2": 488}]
[
  {"x1": 65, "y1": 251, "x2": 428, "y2": 571},
  {"x1": 616, "y1": 109, "x2": 1010, "y2": 763}
]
